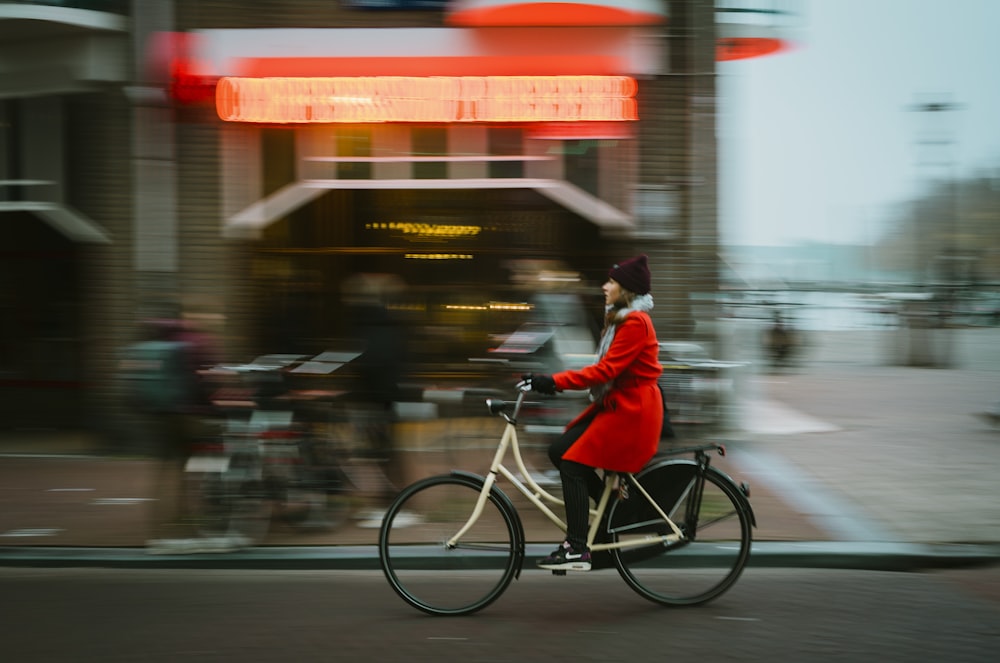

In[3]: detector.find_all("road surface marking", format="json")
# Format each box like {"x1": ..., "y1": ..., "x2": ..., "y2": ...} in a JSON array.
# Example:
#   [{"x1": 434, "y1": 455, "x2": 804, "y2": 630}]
[{"x1": 1, "y1": 528, "x2": 64, "y2": 537}]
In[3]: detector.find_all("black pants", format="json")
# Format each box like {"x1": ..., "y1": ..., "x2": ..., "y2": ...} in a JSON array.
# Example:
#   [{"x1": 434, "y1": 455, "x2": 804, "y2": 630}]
[{"x1": 547, "y1": 412, "x2": 605, "y2": 550}]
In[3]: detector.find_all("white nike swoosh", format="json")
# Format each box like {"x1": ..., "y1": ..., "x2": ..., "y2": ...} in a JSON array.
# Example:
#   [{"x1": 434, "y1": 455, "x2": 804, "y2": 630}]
[{"x1": 564, "y1": 552, "x2": 583, "y2": 560}]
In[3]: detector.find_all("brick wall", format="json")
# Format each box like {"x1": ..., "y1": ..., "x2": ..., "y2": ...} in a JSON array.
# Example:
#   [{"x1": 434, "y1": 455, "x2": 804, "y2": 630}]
[
  {"x1": 637, "y1": 1, "x2": 719, "y2": 343},
  {"x1": 65, "y1": 92, "x2": 135, "y2": 446}
]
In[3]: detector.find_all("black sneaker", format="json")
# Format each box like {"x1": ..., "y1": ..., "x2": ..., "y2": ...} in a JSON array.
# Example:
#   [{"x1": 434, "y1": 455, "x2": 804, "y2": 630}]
[{"x1": 537, "y1": 541, "x2": 592, "y2": 571}]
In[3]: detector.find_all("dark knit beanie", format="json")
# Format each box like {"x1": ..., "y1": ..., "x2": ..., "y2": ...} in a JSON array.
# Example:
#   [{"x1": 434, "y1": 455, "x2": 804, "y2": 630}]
[{"x1": 608, "y1": 254, "x2": 651, "y2": 295}]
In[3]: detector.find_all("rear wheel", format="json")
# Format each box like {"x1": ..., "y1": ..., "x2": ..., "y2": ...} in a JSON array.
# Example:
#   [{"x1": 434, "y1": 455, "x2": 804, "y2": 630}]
[
  {"x1": 609, "y1": 461, "x2": 752, "y2": 606},
  {"x1": 379, "y1": 474, "x2": 522, "y2": 616}
]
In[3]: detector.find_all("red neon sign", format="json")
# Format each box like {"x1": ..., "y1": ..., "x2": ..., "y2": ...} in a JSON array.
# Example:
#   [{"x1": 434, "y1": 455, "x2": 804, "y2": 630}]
[
  {"x1": 717, "y1": 37, "x2": 786, "y2": 62},
  {"x1": 216, "y1": 76, "x2": 638, "y2": 124}
]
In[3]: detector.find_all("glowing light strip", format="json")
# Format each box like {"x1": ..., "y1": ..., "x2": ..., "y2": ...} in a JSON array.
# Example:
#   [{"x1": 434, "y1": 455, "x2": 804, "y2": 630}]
[
  {"x1": 366, "y1": 222, "x2": 482, "y2": 238},
  {"x1": 216, "y1": 76, "x2": 638, "y2": 124},
  {"x1": 443, "y1": 302, "x2": 532, "y2": 310},
  {"x1": 406, "y1": 253, "x2": 474, "y2": 260}
]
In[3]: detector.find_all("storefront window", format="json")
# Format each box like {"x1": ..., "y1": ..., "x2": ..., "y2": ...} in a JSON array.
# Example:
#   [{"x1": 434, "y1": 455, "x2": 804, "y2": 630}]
[
  {"x1": 337, "y1": 128, "x2": 372, "y2": 179},
  {"x1": 262, "y1": 128, "x2": 295, "y2": 196},
  {"x1": 488, "y1": 127, "x2": 523, "y2": 179},
  {"x1": 0, "y1": 212, "x2": 82, "y2": 427},
  {"x1": 412, "y1": 126, "x2": 448, "y2": 179},
  {"x1": 563, "y1": 139, "x2": 601, "y2": 197}
]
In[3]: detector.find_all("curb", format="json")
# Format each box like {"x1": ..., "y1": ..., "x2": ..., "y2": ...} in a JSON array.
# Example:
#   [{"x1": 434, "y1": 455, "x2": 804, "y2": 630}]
[
  {"x1": 2, "y1": 542, "x2": 998, "y2": 572},
  {"x1": 744, "y1": 541, "x2": 1000, "y2": 571}
]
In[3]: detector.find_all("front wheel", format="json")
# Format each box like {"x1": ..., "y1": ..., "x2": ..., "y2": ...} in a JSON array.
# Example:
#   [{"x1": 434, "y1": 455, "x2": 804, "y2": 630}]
[
  {"x1": 378, "y1": 474, "x2": 522, "y2": 616},
  {"x1": 608, "y1": 461, "x2": 752, "y2": 606}
]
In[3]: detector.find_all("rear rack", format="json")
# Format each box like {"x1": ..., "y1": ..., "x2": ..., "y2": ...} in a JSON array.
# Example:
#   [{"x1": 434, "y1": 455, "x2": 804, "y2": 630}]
[{"x1": 656, "y1": 442, "x2": 726, "y2": 458}]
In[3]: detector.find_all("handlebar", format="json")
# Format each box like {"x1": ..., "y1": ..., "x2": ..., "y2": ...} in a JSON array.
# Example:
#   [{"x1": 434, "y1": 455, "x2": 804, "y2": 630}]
[{"x1": 485, "y1": 382, "x2": 533, "y2": 422}]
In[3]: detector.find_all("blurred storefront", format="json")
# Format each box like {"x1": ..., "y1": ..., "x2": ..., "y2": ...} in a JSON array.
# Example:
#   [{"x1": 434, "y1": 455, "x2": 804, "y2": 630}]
[
  {"x1": 0, "y1": 1, "x2": 793, "y2": 444},
  {"x1": 0, "y1": 1, "x2": 127, "y2": 430}
]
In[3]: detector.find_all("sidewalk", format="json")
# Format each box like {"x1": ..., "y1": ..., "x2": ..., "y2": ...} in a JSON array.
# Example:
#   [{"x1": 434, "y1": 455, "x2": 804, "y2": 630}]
[{"x1": 2, "y1": 326, "x2": 1000, "y2": 570}]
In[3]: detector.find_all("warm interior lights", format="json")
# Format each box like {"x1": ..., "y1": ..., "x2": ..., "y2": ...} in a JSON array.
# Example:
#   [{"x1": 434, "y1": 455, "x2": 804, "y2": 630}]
[
  {"x1": 366, "y1": 222, "x2": 482, "y2": 238},
  {"x1": 444, "y1": 304, "x2": 489, "y2": 311},
  {"x1": 488, "y1": 302, "x2": 533, "y2": 311},
  {"x1": 443, "y1": 302, "x2": 531, "y2": 312},
  {"x1": 216, "y1": 76, "x2": 638, "y2": 124},
  {"x1": 405, "y1": 253, "x2": 474, "y2": 260}
]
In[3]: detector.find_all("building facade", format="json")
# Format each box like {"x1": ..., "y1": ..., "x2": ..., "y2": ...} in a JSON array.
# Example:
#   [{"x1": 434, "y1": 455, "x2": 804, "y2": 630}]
[{"x1": 0, "y1": 0, "x2": 792, "y2": 446}]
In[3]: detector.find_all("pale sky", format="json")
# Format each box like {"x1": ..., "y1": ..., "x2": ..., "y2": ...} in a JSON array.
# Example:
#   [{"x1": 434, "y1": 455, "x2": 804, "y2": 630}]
[{"x1": 717, "y1": 0, "x2": 1000, "y2": 247}]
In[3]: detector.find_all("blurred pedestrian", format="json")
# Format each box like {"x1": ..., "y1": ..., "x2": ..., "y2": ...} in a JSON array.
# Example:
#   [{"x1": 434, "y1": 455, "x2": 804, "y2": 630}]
[
  {"x1": 765, "y1": 310, "x2": 796, "y2": 369},
  {"x1": 525, "y1": 254, "x2": 664, "y2": 571},
  {"x1": 342, "y1": 274, "x2": 410, "y2": 526},
  {"x1": 121, "y1": 315, "x2": 220, "y2": 551}
]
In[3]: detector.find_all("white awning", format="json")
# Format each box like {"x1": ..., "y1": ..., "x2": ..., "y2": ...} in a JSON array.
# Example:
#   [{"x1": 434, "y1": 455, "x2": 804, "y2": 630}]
[
  {"x1": 0, "y1": 4, "x2": 128, "y2": 98},
  {"x1": 193, "y1": 26, "x2": 662, "y2": 78},
  {"x1": 0, "y1": 201, "x2": 111, "y2": 244},
  {"x1": 224, "y1": 179, "x2": 631, "y2": 239}
]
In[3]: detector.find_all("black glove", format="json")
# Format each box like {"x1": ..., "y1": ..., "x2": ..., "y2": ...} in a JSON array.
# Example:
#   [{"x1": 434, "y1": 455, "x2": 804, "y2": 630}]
[{"x1": 524, "y1": 373, "x2": 556, "y2": 395}]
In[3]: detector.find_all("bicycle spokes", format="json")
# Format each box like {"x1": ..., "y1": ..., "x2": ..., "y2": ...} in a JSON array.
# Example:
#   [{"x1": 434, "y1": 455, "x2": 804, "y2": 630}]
[{"x1": 609, "y1": 461, "x2": 752, "y2": 606}]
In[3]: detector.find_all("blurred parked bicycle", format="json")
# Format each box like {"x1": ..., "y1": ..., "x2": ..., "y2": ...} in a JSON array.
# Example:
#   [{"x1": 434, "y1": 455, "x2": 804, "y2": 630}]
[{"x1": 178, "y1": 352, "x2": 397, "y2": 548}]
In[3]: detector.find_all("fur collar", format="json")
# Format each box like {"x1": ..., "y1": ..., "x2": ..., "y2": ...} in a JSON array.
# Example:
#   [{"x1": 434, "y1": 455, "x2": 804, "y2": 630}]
[
  {"x1": 596, "y1": 294, "x2": 654, "y2": 360},
  {"x1": 590, "y1": 294, "x2": 654, "y2": 401}
]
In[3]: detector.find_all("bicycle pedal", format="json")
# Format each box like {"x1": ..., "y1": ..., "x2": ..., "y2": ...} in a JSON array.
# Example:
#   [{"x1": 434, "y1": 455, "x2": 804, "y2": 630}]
[{"x1": 551, "y1": 569, "x2": 567, "y2": 576}]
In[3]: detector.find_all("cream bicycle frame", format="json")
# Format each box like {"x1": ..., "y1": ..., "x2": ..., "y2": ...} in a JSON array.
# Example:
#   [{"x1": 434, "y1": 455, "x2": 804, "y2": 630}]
[{"x1": 446, "y1": 387, "x2": 686, "y2": 555}]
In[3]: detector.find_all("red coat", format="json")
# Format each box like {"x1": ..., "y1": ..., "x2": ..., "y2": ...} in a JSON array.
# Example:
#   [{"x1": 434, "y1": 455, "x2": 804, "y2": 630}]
[{"x1": 552, "y1": 310, "x2": 663, "y2": 473}]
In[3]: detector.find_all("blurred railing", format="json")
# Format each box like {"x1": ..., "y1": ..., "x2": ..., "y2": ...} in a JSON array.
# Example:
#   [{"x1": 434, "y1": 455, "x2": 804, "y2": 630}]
[{"x1": 715, "y1": 0, "x2": 800, "y2": 28}]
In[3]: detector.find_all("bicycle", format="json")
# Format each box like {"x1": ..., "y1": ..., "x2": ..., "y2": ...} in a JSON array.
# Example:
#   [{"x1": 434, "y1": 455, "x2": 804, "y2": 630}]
[
  {"x1": 378, "y1": 380, "x2": 756, "y2": 616},
  {"x1": 180, "y1": 365, "x2": 362, "y2": 547}
]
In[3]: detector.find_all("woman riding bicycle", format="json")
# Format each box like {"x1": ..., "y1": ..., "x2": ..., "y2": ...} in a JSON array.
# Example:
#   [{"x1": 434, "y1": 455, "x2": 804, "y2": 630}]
[{"x1": 527, "y1": 254, "x2": 664, "y2": 571}]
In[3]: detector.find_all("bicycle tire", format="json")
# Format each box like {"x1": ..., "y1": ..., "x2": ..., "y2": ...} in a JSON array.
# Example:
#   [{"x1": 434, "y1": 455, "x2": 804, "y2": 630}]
[
  {"x1": 609, "y1": 460, "x2": 752, "y2": 606},
  {"x1": 379, "y1": 473, "x2": 522, "y2": 616}
]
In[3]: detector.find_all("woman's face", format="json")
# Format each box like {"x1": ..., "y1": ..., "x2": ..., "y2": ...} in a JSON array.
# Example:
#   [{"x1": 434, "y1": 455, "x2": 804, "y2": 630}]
[{"x1": 603, "y1": 279, "x2": 624, "y2": 307}]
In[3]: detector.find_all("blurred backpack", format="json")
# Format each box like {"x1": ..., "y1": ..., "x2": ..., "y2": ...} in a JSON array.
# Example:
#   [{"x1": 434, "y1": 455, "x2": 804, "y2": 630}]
[
  {"x1": 657, "y1": 382, "x2": 676, "y2": 439},
  {"x1": 120, "y1": 340, "x2": 198, "y2": 414}
]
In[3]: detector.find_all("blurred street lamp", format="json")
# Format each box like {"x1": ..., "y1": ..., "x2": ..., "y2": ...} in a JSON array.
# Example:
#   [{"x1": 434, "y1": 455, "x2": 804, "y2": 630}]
[
  {"x1": 899, "y1": 96, "x2": 965, "y2": 368},
  {"x1": 907, "y1": 97, "x2": 964, "y2": 285}
]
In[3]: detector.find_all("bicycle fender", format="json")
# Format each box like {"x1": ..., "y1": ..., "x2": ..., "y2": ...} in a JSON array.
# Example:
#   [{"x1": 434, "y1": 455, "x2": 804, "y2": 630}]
[
  {"x1": 638, "y1": 460, "x2": 757, "y2": 528},
  {"x1": 706, "y1": 466, "x2": 757, "y2": 528},
  {"x1": 449, "y1": 470, "x2": 527, "y2": 578}
]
